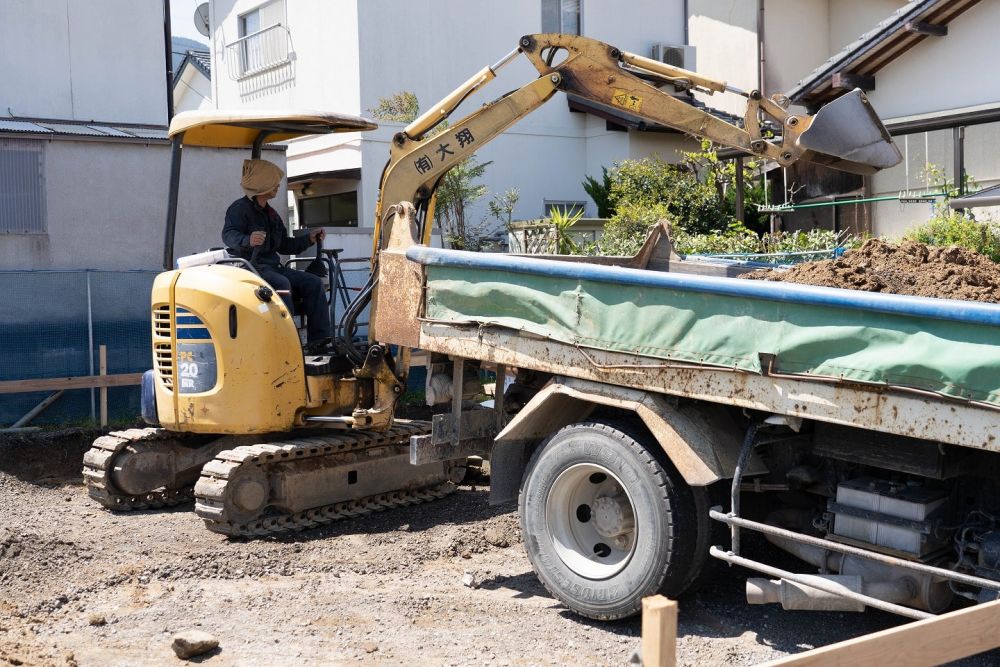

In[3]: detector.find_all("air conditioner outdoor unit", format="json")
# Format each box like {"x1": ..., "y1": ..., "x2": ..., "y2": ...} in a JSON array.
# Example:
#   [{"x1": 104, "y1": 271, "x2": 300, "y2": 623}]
[{"x1": 650, "y1": 43, "x2": 695, "y2": 71}]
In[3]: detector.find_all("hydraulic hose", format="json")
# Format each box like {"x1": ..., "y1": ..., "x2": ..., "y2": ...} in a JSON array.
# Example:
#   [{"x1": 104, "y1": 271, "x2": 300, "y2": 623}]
[{"x1": 339, "y1": 270, "x2": 377, "y2": 366}]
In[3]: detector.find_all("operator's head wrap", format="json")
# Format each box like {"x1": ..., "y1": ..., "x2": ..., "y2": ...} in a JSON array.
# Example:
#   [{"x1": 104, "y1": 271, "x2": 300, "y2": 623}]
[{"x1": 240, "y1": 159, "x2": 284, "y2": 198}]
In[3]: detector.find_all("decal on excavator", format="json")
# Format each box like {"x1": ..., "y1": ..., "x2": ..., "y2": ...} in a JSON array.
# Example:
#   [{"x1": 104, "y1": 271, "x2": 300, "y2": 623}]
[
  {"x1": 174, "y1": 307, "x2": 217, "y2": 393},
  {"x1": 612, "y1": 90, "x2": 642, "y2": 112}
]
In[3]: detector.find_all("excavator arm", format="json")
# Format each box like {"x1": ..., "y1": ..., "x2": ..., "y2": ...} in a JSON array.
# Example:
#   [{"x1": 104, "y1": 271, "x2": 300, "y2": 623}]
[{"x1": 373, "y1": 32, "x2": 901, "y2": 251}]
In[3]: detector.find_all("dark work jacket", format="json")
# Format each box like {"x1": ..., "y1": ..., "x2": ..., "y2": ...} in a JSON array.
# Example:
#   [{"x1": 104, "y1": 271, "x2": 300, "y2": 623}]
[{"x1": 223, "y1": 196, "x2": 312, "y2": 267}]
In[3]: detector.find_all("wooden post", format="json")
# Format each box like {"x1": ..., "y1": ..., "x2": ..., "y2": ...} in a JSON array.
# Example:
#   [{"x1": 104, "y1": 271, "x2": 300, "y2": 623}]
[
  {"x1": 642, "y1": 595, "x2": 677, "y2": 667},
  {"x1": 99, "y1": 345, "x2": 108, "y2": 427}
]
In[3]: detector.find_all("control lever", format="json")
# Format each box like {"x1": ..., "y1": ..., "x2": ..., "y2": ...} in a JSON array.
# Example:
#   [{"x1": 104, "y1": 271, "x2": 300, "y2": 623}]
[{"x1": 305, "y1": 233, "x2": 327, "y2": 278}]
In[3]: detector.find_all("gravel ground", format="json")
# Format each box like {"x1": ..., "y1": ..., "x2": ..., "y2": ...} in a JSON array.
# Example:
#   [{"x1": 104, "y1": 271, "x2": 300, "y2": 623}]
[{"x1": 2, "y1": 432, "x2": 999, "y2": 666}]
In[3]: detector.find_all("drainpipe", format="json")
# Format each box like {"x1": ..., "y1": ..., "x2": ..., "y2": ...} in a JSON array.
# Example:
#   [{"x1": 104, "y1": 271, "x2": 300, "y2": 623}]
[
  {"x1": 163, "y1": 0, "x2": 175, "y2": 123},
  {"x1": 683, "y1": 0, "x2": 689, "y2": 45},
  {"x1": 757, "y1": 0, "x2": 765, "y2": 94},
  {"x1": 953, "y1": 125, "x2": 966, "y2": 213}
]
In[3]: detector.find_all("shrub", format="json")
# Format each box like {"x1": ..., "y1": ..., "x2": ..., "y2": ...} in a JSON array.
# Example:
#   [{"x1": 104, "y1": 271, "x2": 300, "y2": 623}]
[
  {"x1": 903, "y1": 162, "x2": 1000, "y2": 262},
  {"x1": 608, "y1": 156, "x2": 731, "y2": 235},
  {"x1": 598, "y1": 203, "x2": 672, "y2": 256},
  {"x1": 906, "y1": 214, "x2": 1000, "y2": 263},
  {"x1": 582, "y1": 167, "x2": 614, "y2": 218},
  {"x1": 550, "y1": 208, "x2": 583, "y2": 254}
]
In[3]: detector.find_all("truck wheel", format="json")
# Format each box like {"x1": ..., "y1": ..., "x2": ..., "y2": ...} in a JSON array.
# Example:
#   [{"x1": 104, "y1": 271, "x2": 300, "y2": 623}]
[{"x1": 519, "y1": 420, "x2": 706, "y2": 620}]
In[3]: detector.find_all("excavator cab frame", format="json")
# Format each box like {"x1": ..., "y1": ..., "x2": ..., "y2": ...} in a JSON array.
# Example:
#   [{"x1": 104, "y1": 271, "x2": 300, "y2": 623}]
[{"x1": 162, "y1": 110, "x2": 377, "y2": 270}]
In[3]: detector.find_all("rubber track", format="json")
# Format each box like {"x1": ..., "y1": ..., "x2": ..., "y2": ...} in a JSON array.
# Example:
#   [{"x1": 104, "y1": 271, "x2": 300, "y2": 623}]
[
  {"x1": 82, "y1": 428, "x2": 196, "y2": 511},
  {"x1": 194, "y1": 421, "x2": 453, "y2": 537}
]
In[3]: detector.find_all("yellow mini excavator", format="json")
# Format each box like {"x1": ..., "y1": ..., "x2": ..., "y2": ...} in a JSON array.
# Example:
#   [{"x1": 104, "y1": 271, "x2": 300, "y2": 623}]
[{"x1": 83, "y1": 34, "x2": 900, "y2": 537}]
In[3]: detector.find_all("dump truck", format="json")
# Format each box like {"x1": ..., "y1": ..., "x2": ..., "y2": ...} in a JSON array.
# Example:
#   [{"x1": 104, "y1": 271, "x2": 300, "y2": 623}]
[{"x1": 82, "y1": 34, "x2": 962, "y2": 622}]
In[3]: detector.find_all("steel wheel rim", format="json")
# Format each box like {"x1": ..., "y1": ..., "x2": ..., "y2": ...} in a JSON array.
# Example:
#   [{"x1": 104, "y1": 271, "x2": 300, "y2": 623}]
[{"x1": 545, "y1": 462, "x2": 638, "y2": 580}]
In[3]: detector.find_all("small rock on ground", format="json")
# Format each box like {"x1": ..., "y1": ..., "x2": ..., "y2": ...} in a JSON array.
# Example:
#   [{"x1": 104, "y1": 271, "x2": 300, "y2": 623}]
[{"x1": 171, "y1": 630, "x2": 219, "y2": 660}]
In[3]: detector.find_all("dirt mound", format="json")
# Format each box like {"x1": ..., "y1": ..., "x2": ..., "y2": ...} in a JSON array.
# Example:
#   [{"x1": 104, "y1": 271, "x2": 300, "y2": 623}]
[{"x1": 743, "y1": 238, "x2": 1000, "y2": 302}]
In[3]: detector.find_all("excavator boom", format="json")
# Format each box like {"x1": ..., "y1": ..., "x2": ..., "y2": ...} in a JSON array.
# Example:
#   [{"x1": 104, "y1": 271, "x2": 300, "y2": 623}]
[{"x1": 374, "y1": 33, "x2": 901, "y2": 250}]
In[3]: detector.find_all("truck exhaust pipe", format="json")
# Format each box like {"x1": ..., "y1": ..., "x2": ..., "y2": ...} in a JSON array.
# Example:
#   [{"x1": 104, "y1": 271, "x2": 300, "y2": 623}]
[
  {"x1": 759, "y1": 533, "x2": 953, "y2": 613},
  {"x1": 746, "y1": 574, "x2": 914, "y2": 612}
]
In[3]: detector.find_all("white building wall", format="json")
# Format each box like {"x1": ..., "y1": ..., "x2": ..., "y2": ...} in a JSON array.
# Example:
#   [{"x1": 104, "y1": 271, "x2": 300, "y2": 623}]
[
  {"x1": 211, "y1": 0, "x2": 696, "y2": 247},
  {"x1": 864, "y1": 2, "x2": 1000, "y2": 238},
  {"x1": 827, "y1": 0, "x2": 906, "y2": 53},
  {"x1": 762, "y1": 0, "x2": 906, "y2": 100},
  {"x1": 211, "y1": 0, "x2": 361, "y2": 112},
  {"x1": 174, "y1": 68, "x2": 214, "y2": 114},
  {"x1": 0, "y1": 140, "x2": 284, "y2": 271},
  {"x1": 0, "y1": 0, "x2": 166, "y2": 124},
  {"x1": 687, "y1": 0, "x2": 758, "y2": 118},
  {"x1": 862, "y1": 2, "x2": 1000, "y2": 120},
  {"x1": 354, "y1": 0, "x2": 687, "y2": 228}
]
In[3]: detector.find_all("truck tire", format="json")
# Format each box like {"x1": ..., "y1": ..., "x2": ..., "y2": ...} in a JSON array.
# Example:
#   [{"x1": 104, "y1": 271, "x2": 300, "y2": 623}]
[{"x1": 519, "y1": 420, "x2": 707, "y2": 620}]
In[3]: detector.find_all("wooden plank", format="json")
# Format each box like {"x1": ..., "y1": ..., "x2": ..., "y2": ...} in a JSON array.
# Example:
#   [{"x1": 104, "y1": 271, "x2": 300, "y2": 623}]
[
  {"x1": 832, "y1": 71, "x2": 876, "y2": 91},
  {"x1": 641, "y1": 595, "x2": 677, "y2": 667},
  {"x1": 904, "y1": 21, "x2": 947, "y2": 36},
  {"x1": 11, "y1": 390, "x2": 65, "y2": 429},
  {"x1": 0, "y1": 373, "x2": 144, "y2": 395},
  {"x1": 99, "y1": 345, "x2": 108, "y2": 427},
  {"x1": 759, "y1": 599, "x2": 1000, "y2": 667}
]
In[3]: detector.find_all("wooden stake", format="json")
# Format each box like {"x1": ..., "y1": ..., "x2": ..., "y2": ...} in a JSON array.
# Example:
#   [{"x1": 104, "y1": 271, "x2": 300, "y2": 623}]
[
  {"x1": 642, "y1": 595, "x2": 677, "y2": 667},
  {"x1": 99, "y1": 345, "x2": 108, "y2": 427}
]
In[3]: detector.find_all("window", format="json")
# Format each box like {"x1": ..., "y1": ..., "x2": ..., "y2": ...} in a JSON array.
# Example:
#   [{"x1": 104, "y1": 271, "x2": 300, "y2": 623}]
[
  {"x1": 232, "y1": 0, "x2": 289, "y2": 77},
  {"x1": 544, "y1": 200, "x2": 586, "y2": 217},
  {"x1": 299, "y1": 192, "x2": 359, "y2": 228},
  {"x1": 542, "y1": 0, "x2": 581, "y2": 35},
  {"x1": 0, "y1": 139, "x2": 46, "y2": 234}
]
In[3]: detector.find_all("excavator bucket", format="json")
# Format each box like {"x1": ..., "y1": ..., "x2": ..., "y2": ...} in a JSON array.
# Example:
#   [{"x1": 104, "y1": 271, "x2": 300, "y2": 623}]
[{"x1": 796, "y1": 89, "x2": 902, "y2": 175}]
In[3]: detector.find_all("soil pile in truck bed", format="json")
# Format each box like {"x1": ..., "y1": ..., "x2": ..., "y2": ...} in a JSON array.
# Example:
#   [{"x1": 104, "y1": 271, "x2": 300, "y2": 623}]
[{"x1": 742, "y1": 238, "x2": 1000, "y2": 303}]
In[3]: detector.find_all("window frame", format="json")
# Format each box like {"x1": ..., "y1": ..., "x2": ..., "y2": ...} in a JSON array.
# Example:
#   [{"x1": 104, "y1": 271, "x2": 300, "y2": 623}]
[
  {"x1": 543, "y1": 200, "x2": 587, "y2": 217},
  {"x1": 541, "y1": 0, "x2": 582, "y2": 35},
  {"x1": 234, "y1": 0, "x2": 288, "y2": 77},
  {"x1": 298, "y1": 191, "x2": 360, "y2": 229},
  {"x1": 0, "y1": 139, "x2": 46, "y2": 235}
]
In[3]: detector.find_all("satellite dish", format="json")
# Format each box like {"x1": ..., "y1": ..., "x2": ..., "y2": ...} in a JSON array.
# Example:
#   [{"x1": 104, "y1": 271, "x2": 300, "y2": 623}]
[{"x1": 194, "y1": 3, "x2": 210, "y2": 37}]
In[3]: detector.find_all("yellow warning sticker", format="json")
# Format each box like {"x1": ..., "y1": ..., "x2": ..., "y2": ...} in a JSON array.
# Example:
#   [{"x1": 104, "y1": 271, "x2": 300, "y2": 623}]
[{"x1": 612, "y1": 89, "x2": 642, "y2": 112}]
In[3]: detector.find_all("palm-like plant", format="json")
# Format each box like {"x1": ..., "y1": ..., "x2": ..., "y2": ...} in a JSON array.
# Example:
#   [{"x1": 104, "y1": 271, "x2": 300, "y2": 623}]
[{"x1": 550, "y1": 208, "x2": 583, "y2": 254}]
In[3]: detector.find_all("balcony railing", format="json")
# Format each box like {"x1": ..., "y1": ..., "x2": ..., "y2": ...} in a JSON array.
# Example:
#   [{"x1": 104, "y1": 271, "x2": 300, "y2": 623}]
[{"x1": 225, "y1": 23, "x2": 292, "y2": 80}]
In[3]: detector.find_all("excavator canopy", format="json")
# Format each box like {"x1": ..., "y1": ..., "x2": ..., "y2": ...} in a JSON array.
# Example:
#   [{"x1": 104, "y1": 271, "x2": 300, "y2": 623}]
[
  {"x1": 162, "y1": 110, "x2": 377, "y2": 269},
  {"x1": 167, "y1": 109, "x2": 377, "y2": 148}
]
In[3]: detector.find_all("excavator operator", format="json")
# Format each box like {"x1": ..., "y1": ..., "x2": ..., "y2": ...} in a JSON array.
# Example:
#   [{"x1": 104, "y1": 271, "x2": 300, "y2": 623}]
[{"x1": 223, "y1": 159, "x2": 330, "y2": 351}]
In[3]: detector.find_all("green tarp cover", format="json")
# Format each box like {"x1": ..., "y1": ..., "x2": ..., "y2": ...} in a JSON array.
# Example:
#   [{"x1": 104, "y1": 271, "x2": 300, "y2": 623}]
[{"x1": 423, "y1": 264, "x2": 1000, "y2": 406}]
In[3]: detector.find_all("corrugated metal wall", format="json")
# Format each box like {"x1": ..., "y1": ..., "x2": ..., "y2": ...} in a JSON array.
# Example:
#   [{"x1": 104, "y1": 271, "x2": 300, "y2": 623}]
[{"x1": 0, "y1": 138, "x2": 46, "y2": 234}]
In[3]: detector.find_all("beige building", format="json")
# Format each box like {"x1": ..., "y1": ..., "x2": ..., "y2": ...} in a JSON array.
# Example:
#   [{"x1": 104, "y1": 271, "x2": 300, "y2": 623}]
[{"x1": 688, "y1": 0, "x2": 999, "y2": 237}]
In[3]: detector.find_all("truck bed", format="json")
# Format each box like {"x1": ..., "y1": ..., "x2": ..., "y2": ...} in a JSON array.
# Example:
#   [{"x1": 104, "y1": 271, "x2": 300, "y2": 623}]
[{"x1": 396, "y1": 245, "x2": 1000, "y2": 453}]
